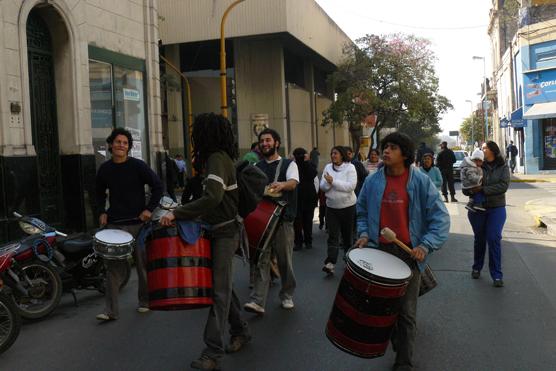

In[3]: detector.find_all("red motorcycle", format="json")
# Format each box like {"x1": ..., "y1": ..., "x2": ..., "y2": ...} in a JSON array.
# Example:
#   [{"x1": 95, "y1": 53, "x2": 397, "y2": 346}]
[
  {"x1": 0, "y1": 213, "x2": 64, "y2": 320},
  {"x1": 0, "y1": 243, "x2": 22, "y2": 353}
]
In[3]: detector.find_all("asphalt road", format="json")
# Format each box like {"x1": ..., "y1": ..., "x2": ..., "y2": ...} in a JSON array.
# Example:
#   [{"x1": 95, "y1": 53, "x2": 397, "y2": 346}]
[{"x1": 2, "y1": 183, "x2": 556, "y2": 371}]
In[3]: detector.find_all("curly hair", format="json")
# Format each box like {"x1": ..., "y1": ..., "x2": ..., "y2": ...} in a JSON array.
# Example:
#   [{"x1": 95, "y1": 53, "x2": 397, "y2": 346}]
[
  {"x1": 191, "y1": 113, "x2": 238, "y2": 168},
  {"x1": 106, "y1": 127, "x2": 133, "y2": 153},
  {"x1": 380, "y1": 132, "x2": 415, "y2": 168},
  {"x1": 258, "y1": 128, "x2": 281, "y2": 149}
]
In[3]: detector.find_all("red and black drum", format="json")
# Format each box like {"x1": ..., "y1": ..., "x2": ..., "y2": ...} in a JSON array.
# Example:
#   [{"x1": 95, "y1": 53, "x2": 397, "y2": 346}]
[
  {"x1": 244, "y1": 199, "x2": 284, "y2": 261},
  {"x1": 146, "y1": 225, "x2": 212, "y2": 310},
  {"x1": 326, "y1": 248, "x2": 412, "y2": 358}
]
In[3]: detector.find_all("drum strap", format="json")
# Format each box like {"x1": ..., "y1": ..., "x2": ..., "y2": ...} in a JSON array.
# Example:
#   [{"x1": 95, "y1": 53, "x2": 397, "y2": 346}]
[{"x1": 273, "y1": 159, "x2": 283, "y2": 183}]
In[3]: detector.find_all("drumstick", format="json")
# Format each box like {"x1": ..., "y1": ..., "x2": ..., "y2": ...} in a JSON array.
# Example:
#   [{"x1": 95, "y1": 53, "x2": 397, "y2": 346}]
[{"x1": 380, "y1": 227, "x2": 413, "y2": 255}]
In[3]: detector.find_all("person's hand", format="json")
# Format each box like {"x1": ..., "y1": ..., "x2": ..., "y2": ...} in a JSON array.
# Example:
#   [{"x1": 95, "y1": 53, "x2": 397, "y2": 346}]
[
  {"x1": 470, "y1": 186, "x2": 482, "y2": 194},
  {"x1": 324, "y1": 172, "x2": 333, "y2": 184},
  {"x1": 355, "y1": 237, "x2": 368, "y2": 248},
  {"x1": 99, "y1": 213, "x2": 108, "y2": 227},
  {"x1": 139, "y1": 209, "x2": 152, "y2": 222},
  {"x1": 269, "y1": 182, "x2": 285, "y2": 193},
  {"x1": 411, "y1": 246, "x2": 427, "y2": 262},
  {"x1": 159, "y1": 212, "x2": 176, "y2": 227}
]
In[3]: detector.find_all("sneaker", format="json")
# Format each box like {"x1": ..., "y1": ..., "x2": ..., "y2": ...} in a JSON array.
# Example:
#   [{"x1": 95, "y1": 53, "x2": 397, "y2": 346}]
[
  {"x1": 493, "y1": 279, "x2": 504, "y2": 287},
  {"x1": 244, "y1": 302, "x2": 265, "y2": 315},
  {"x1": 443, "y1": 195, "x2": 449, "y2": 203},
  {"x1": 322, "y1": 262, "x2": 335, "y2": 274},
  {"x1": 96, "y1": 313, "x2": 116, "y2": 321},
  {"x1": 465, "y1": 205, "x2": 477, "y2": 213},
  {"x1": 226, "y1": 334, "x2": 252, "y2": 353},
  {"x1": 281, "y1": 298, "x2": 294, "y2": 309},
  {"x1": 190, "y1": 354, "x2": 221, "y2": 370},
  {"x1": 137, "y1": 306, "x2": 150, "y2": 313},
  {"x1": 451, "y1": 196, "x2": 458, "y2": 202},
  {"x1": 471, "y1": 270, "x2": 480, "y2": 279}
]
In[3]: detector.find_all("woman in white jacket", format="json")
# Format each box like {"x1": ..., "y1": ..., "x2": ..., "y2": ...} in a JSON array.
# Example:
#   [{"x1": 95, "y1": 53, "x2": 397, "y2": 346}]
[{"x1": 320, "y1": 146, "x2": 358, "y2": 274}]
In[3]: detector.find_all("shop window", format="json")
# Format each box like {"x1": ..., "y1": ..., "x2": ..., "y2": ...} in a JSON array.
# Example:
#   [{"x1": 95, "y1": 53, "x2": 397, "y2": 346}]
[{"x1": 88, "y1": 47, "x2": 148, "y2": 170}]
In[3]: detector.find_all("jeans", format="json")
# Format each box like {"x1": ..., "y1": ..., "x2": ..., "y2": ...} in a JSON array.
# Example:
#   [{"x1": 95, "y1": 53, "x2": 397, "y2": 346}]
[
  {"x1": 203, "y1": 231, "x2": 249, "y2": 361},
  {"x1": 377, "y1": 244, "x2": 420, "y2": 369},
  {"x1": 294, "y1": 207, "x2": 315, "y2": 246},
  {"x1": 250, "y1": 221, "x2": 296, "y2": 307},
  {"x1": 325, "y1": 205, "x2": 355, "y2": 264},
  {"x1": 440, "y1": 168, "x2": 456, "y2": 197},
  {"x1": 467, "y1": 207, "x2": 506, "y2": 280},
  {"x1": 104, "y1": 223, "x2": 148, "y2": 318}
]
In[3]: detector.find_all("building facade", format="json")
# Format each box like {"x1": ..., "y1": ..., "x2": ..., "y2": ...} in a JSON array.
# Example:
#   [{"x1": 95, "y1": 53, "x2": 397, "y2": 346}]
[
  {"x1": 158, "y1": 0, "x2": 353, "y2": 170},
  {"x1": 489, "y1": 0, "x2": 556, "y2": 173},
  {"x1": 0, "y1": 0, "x2": 163, "y2": 241}
]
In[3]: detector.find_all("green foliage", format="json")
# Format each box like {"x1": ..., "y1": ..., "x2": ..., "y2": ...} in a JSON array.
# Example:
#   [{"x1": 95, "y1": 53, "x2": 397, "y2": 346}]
[
  {"x1": 322, "y1": 33, "x2": 453, "y2": 149},
  {"x1": 459, "y1": 114, "x2": 485, "y2": 145}
]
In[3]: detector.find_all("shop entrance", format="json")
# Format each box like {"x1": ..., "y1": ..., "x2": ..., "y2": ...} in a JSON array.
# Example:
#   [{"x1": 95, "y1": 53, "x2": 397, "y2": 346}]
[{"x1": 542, "y1": 118, "x2": 556, "y2": 170}]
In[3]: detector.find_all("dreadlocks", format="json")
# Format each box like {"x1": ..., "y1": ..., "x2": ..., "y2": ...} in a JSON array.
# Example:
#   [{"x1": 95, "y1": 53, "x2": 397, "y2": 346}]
[{"x1": 191, "y1": 113, "x2": 238, "y2": 169}]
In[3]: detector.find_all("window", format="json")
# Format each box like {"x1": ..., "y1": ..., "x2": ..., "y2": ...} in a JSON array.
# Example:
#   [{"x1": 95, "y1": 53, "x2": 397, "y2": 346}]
[{"x1": 88, "y1": 47, "x2": 148, "y2": 169}]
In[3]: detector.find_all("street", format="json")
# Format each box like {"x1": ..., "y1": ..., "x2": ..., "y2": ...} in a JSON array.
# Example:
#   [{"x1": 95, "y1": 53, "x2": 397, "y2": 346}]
[{"x1": 2, "y1": 183, "x2": 556, "y2": 371}]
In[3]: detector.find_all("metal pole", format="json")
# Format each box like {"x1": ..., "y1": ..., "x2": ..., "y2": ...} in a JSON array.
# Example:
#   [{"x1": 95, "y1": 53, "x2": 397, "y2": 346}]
[{"x1": 220, "y1": 0, "x2": 245, "y2": 118}]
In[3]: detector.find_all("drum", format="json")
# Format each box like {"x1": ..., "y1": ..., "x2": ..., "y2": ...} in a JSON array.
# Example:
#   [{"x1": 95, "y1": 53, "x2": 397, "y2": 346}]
[
  {"x1": 146, "y1": 226, "x2": 212, "y2": 310},
  {"x1": 93, "y1": 229, "x2": 134, "y2": 260},
  {"x1": 244, "y1": 199, "x2": 284, "y2": 261},
  {"x1": 326, "y1": 248, "x2": 412, "y2": 358}
]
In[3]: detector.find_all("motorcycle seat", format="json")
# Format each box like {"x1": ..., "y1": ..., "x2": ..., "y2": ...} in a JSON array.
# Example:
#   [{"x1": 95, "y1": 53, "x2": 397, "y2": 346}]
[{"x1": 59, "y1": 235, "x2": 93, "y2": 255}]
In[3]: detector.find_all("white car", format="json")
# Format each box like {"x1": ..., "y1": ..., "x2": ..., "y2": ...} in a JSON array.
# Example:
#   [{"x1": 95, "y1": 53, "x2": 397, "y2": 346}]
[{"x1": 452, "y1": 150, "x2": 469, "y2": 181}]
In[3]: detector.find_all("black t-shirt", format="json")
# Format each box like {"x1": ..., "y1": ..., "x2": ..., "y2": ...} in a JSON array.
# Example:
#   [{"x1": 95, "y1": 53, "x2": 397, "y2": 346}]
[{"x1": 96, "y1": 157, "x2": 163, "y2": 223}]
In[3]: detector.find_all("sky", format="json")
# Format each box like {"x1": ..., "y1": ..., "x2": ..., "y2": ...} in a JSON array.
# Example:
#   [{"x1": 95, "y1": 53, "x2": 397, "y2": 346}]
[{"x1": 315, "y1": 0, "x2": 493, "y2": 136}]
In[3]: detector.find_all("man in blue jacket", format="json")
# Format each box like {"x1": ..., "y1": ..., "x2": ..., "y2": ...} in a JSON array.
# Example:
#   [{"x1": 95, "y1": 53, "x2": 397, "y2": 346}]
[{"x1": 355, "y1": 132, "x2": 450, "y2": 371}]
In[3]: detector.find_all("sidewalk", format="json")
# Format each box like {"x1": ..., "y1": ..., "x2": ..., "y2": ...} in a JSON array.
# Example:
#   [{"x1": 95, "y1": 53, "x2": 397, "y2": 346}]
[{"x1": 515, "y1": 172, "x2": 556, "y2": 235}]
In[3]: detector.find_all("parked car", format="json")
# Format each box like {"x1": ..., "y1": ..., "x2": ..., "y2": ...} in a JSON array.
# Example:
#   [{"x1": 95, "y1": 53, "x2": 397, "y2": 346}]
[{"x1": 452, "y1": 150, "x2": 469, "y2": 180}]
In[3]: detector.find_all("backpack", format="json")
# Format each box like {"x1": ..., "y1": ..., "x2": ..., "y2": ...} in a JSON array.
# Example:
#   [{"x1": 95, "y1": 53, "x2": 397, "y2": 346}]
[{"x1": 236, "y1": 160, "x2": 268, "y2": 218}]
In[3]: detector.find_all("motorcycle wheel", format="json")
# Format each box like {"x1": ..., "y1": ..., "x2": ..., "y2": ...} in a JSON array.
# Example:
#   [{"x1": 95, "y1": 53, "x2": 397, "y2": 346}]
[
  {"x1": 97, "y1": 259, "x2": 132, "y2": 294},
  {"x1": 13, "y1": 261, "x2": 63, "y2": 320},
  {"x1": 0, "y1": 293, "x2": 21, "y2": 354}
]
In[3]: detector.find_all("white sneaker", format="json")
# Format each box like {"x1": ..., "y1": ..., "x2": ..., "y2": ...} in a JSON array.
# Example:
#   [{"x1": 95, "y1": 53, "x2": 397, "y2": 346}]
[
  {"x1": 244, "y1": 302, "x2": 265, "y2": 314},
  {"x1": 322, "y1": 262, "x2": 335, "y2": 274},
  {"x1": 137, "y1": 306, "x2": 150, "y2": 313},
  {"x1": 281, "y1": 298, "x2": 294, "y2": 310},
  {"x1": 96, "y1": 313, "x2": 116, "y2": 321}
]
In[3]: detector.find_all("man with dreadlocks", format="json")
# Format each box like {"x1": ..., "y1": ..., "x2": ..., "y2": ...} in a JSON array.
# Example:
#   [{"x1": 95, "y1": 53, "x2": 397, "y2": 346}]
[{"x1": 160, "y1": 113, "x2": 250, "y2": 371}]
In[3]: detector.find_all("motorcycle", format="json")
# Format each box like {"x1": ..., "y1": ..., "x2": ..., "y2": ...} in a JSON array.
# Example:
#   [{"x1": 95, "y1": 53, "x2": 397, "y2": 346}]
[
  {"x1": 1, "y1": 213, "x2": 65, "y2": 320},
  {"x1": 12, "y1": 212, "x2": 131, "y2": 306},
  {"x1": 0, "y1": 243, "x2": 22, "y2": 353}
]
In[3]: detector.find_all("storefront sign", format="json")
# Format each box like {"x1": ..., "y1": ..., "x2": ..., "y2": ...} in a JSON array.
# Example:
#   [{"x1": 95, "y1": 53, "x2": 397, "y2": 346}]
[
  {"x1": 524, "y1": 68, "x2": 556, "y2": 105},
  {"x1": 499, "y1": 118, "x2": 509, "y2": 128},
  {"x1": 123, "y1": 88, "x2": 140, "y2": 101}
]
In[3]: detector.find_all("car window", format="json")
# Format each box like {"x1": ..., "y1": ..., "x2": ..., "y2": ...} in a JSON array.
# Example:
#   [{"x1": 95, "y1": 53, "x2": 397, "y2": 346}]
[{"x1": 454, "y1": 152, "x2": 466, "y2": 161}]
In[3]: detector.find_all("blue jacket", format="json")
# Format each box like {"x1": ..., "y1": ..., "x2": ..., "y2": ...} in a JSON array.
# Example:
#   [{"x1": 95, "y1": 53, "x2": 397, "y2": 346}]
[
  {"x1": 356, "y1": 166, "x2": 450, "y2": 271},
  {"x1": 419, "y1": 166, "x2": 442, "y2": 190}
]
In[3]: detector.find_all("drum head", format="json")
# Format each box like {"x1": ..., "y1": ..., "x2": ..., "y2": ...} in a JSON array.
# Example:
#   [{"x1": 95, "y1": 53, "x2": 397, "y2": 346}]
[
  {"x1": 348, "y1": 248, "x2": 411, "y2": 281},
  {"x1": 95, "y1": 229, "x2": 134, "y2": 245}
]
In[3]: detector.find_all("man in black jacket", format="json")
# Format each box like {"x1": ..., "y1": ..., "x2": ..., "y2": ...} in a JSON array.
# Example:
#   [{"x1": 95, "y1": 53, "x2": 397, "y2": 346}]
[{"x1": 436, "y1": 141, "x2": 458, "y2": 203}]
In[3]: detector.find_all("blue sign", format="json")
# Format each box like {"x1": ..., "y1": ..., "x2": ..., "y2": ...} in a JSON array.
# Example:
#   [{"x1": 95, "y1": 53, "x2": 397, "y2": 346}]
[
  {"x1": 499, "y1": 118, "x2": 509, "y2": 128},
  {"x1": 524, "y1": 68, "x2": 556, "y2": 105}
]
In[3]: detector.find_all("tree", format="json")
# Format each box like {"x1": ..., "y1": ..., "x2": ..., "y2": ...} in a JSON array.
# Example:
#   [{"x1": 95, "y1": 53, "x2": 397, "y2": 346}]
[
  {"x1": 459, "y1": 113, "x2": 485, "y2": 146},
  {"x1": 322, "y1": 34, "x2": 452, "y2": 156}
]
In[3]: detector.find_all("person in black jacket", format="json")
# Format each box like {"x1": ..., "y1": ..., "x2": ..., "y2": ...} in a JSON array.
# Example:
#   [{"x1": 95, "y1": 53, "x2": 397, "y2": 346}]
[
  {"x1": 293, "y1": 148, "x2": 318, "y2": 250},
  {"x1": 95, "y1": 127, "x2": 163, "y2": 321},
  {"x1": 346, "y1": 146, "x2": 368, "y2": 196},
  {"x1": 436, "y1": 141, "x2": 458, "y2": 202},
  {"x1": 463, "y1": 141, "x2": 510, "y2": 287}
]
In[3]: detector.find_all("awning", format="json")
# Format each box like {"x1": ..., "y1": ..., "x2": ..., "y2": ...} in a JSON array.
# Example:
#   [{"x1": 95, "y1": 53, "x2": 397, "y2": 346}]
[
  {"x1": 523, "y1": 102, "x2": 556, "y2": 120},
  {"x1": 510, "y1": 108, "x2": 522, "y2": 122}
]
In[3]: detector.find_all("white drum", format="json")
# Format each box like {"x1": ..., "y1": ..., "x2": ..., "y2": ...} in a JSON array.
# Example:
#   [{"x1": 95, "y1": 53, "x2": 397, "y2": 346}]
[
  {"x1": 347, "y1": 248, "x2": 412, "y2": 283},
  {"x1": 93, "y1": 229, "x2": 134, "y2": 260}
]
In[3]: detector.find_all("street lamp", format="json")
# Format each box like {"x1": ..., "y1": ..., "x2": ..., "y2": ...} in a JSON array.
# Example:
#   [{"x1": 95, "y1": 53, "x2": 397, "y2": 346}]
[
  {"x1": 220, "y1": 0, "x2": 246, "y2": 118},
  {"x1": 472, "y1": 56, "x2": 488, "y2": 142},
  {"x1": 465, "y1": 99, "x2": 474, "y2": 149}
]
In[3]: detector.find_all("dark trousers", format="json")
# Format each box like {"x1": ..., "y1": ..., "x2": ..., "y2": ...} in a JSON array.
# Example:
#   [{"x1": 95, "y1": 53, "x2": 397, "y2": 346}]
[
  {"x1": 294, "y1": 207, "x2": 315, "y2": 247},
  {"x1": 319, "y1": 203, "x2": 326, "y2": 227},
  {"x1": 377, "y1": 244, "x2": 420, "y2": 369},
  {"x1": 177, "y1": 172, "x2": 185, "y2": 188},
  {"x1": 467, "y1": 207, "x2": 506, "y2": 280},
  {"x1": 440, "y1": 168, "x2": 456, "y2": 197},
  {"x1": 509, "y1": 156, "x2": 516, "y2": 173},
  {"x1": 325, "y1": 205, "x2": 355, "y2": 264},
  {"x1": 203, "y1": 232, "x2": 249, "y2": 362}
]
